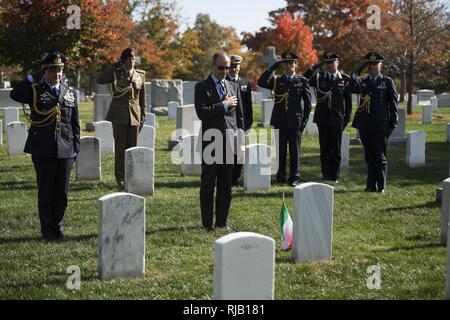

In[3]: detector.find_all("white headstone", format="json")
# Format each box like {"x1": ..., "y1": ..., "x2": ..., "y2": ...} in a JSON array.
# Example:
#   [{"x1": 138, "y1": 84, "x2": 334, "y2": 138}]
[
  {"x1": 125, "y1": 146, "x2": 154, "y2": 196},
  {"x1": 251, "y1": 91, "x2": 262, "y2": 104},
  {"x1": 438, "y1": 93, "x2": 450, "y2": 108},
  {"x1": 447, "y1": 123, "x2": 450, "y2": 143},
  {"x1": 76, "y1": 137, "x2": 101, "y2": 180},
  {"x1": 175, "y1": 104, "x2": 200, "y2": 139},
  {"x1": 137, "y1": 125, "x2": 155, "y2": 150},
  {"x1": 411, "y1": 94, "x2": 418, "y2": 108},
  {"x1": 431, "y1": 96, "x2": 438, "y2": 112},
  {"x1": 182, "y1": 81, "x2": 197, "y2": 105},
  {"x1": 261, "y1": 99, "x2": 274, "y2": 127},
  {"x1": 341, "y1": 132, "x2": 349, "y2": 169},
  {"x1": 168, "y1": 101, "x2": 178, "y2": 120},
  {"x1": 406, "y1": 130, "x2": 425, "y2": 167},
  {"x1": 144, "y1": 112, "x2": 157, "y2": 128},
  {"x1": 417, "y1": 89, "x2": 435, "y2": 103},
  {"x1": 93, "y1": 94, "x2": 112, "y2": 122},
  {"x1": 98, "y1": 192, "x2": 145, "y2": 280},
  {"x1": 441, "y1": 178, "x2": 450, "y2": 246},
  {"x1": 180, "y1": 134, "x2": 201, "y2": 176},
  {"x1": 306, "y1": 112, "x2": 319, "y2": 135},
  {"x1": 446, "y1": 222, "x2": 450, "y2": 300},
  {"x1": 389, "y1": 108, "x2": 406, "y2": 142},
  {"x1": 293, "y1": 182, "x2": 334, "y2": 263},
  {"x1": 422, "y1": 105, "x2": 432, "y2": 124},
  {"x1": 257, "y1": 86, "x2": 272, "y2": 100},
  {"x1": 5, "y1": 107, "x2": 19, "y2": 125},
  {"x1": 0, "y1": 89, "x2": 21, "y2": 108},
  {"x1": 6, "y1": 121, "x2": 27, "y2": 155},
  {"x1": 244, "y1": 143, "x2": 271, "y2": 192},
  {"x1": 213, "y1": 232, "x2": 275, "y2": 300},
  {"x1": 94, "y1": 121, "x2": 114, "y2": 155}
]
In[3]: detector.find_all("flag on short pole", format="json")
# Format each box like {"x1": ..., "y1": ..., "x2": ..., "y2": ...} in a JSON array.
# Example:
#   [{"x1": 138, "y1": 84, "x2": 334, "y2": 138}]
[{"x1": 280, "y1": 193, "x2": 293, "y2": 251}]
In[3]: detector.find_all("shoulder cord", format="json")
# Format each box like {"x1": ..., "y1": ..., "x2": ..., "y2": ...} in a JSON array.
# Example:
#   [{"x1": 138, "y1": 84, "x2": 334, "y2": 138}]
[
  {"x1": 110, "y1": 69, "x2": 135, "y2": 99},
  {"x1": 22, "y1": 84, "x2": 61, "y2": 139},
  {"x1": 272, "y1": 75, "x2": 289, "y2": 111}
]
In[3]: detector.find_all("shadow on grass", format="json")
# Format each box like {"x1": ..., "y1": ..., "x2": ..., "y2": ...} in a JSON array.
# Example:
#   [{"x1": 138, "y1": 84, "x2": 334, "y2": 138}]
[
  {"x1": 0, "y1": 233, "x2": 96, "y2": 244},
  {"x1": 387, "y1": 201, "x2": 439, "y2": 211},
  {"x1": 147, "y1": 225, "x2": 203, "y2": 234},
  {"x1": 372, "y1": 242, "x2": 442, "y2": 252},
  {"x1": 0, "y1": 181, "x2": 36, "y2": 191},
  {"x1": 155, "y1": 180, "x2": 200, "y2": 189}
]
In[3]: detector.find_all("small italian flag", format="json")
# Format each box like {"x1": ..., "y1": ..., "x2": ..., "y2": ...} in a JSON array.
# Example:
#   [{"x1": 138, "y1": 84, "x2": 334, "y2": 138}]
[{"x1": 279, "y1": 198, "x2": 293, "y2": 251}]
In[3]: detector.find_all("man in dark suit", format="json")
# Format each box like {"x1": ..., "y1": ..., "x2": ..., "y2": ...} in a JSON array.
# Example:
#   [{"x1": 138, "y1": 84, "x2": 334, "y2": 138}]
[
  {"x1": 10, "y1": 52, "x2": 80, "y2": 241},
  {"x1": 194, "y1": 51, "x2": 244, "y2": 231},
  {"x1": 258, "y1": 51, "x2": 312, "y2": 186},
  {"x1": 304, "y1": 52, "x2": 352, "y2": 183},
  {"x1": 227, "y1": 54, "x2": 253, "y2": 186},
  {"x1": 350, "y1": 52, "x2": 398, "y2": 193}
]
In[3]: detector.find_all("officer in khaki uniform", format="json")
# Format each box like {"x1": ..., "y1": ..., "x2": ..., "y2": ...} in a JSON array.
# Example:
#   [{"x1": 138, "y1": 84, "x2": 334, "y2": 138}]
[
  {"x1": 10, "y1": 52, "x2": 80, "y2": 241},
  {"x1": 97, "y1": 48, "x2": 147, "y2": 186},
  {"x1": 257, "y1": 51, "x2": 312, "y2": 186}
]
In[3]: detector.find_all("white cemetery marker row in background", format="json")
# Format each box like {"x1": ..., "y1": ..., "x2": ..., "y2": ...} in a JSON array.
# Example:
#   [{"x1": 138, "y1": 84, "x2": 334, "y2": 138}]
[
  {"x1": 293, "y1": 182, "x2": 334, "y2": 263},
  {"x1": 6, "y1": 121, "x2": 27, "y2": 155},
  {"x1": 98, "y1": 192, "x2": 145, "y2": 281},
  {"x1": 94, "y1": 121, "x2": 114, "y2": 155},
  {"x1": 422, "y1": 105, "x2": 432, "y2": 124},
  {"x1": 76, "y1": 137, "x2": 101, "y2": 180},
  {"x1": 214, "y1": 232, "x2": 275, "y2": 300},
  {"x1": 125, "y1": 146, "x2": 154, "y2": 197}
]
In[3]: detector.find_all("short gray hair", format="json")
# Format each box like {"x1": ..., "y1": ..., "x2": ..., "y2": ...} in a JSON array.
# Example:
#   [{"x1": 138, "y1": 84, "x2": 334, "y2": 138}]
[{"x1": 211, "y1": 51, "x2": 229, "y2": 65}]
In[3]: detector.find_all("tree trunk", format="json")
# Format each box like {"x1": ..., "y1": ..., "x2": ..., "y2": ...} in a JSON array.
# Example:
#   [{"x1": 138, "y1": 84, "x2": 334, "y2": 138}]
[
  {"x1": 407, "y1": 53, "x2": 414, "y2": 115},
  {"x1": 400, "y1": 70, "x2": 405, "y2": 102}
]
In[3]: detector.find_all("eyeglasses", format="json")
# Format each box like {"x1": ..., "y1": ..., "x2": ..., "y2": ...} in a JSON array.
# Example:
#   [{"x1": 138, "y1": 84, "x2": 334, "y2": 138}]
[{"x1": 216, "y1": 65, "x2": 230, "y2": 70}]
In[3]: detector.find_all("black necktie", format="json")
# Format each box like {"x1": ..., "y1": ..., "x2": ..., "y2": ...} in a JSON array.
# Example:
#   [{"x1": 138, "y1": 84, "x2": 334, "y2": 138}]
[{"x1": 330, "y1": 74, "x2": 335, "y2": 82}]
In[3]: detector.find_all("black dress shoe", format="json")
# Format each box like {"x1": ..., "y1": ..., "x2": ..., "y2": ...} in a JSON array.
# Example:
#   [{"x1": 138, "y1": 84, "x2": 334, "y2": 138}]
[
  {"x1": 364, "y1": 187, "x2": 377, "y2": 192},
  {"x1": 378, "y1": 189, "x2": 385, "y2": 194}
]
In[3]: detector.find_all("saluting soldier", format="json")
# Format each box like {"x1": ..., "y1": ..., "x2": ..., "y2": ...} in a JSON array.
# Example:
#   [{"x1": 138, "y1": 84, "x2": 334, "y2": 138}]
[
  {"x1": 226, "y1": 54, "x2": 253, "y2": 186},
  {"x1": 350, "y1": 52, "x2": 398, "y2": 193},
  {"x1": 97, "y1": 48, "x2": 147, "y2": 187},
  {"x1": 258, "y1": 51, "x2": 312, "y2": 186},
  {"x1": 304, "y1": 51, "x2": 352, "y2": 183},
  {"x1": 10, "y1": 52, "x2": 80, "y2": 241}
]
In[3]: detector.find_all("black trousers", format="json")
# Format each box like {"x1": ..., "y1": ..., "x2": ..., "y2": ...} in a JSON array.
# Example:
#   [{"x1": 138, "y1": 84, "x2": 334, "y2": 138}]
[
  {"x1": 112, "y1": 124, "x2": 139, "y2": 185},
  {"x1": 358, "y1": 130, "x2": 388, "y2": 191},
  {"x1": 200, "y1": 135, "x2": 235, "y2": 229},
  {"x1": 277, "y1": 128, "x2": 301, "y2": 182},
  {"x1": 31, "y1": 155, "x2": 74, "y2": 237},
  {"x1": 318, "y1": 125, "x2": 343, "y2": 180}
]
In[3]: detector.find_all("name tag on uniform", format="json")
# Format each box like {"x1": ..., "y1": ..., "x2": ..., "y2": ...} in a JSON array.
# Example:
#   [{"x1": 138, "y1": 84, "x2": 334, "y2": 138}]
[
  {"x1": 377, "y1": 85, "x2": 387, "y2": 90},
  {"x1": 40, "y1": 92, "x2": 54, "y2": 103},
  {"x1": 240, "y1": 85, "x2": 248, "y2": 92}
]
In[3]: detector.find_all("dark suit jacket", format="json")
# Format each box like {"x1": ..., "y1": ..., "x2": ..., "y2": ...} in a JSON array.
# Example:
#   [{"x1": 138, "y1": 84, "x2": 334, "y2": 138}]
[
  {"x1": 226, "y1": 75, "x2": 253, "y2": 130},
  {"x1": 195, "y1": 75, "x2": 244, "y2": 139},
  {"x1": 350, "y1": 74, "x2": 398, "y2": 133},
  {"x1": 10, "y1": 78, "x2": 80, "y2": 158}
]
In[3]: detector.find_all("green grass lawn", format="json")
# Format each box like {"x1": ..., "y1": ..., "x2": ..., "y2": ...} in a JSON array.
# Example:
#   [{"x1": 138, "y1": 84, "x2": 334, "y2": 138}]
[{"x1": 0, "y1": 101, "x2": 449, "y2": 299}]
